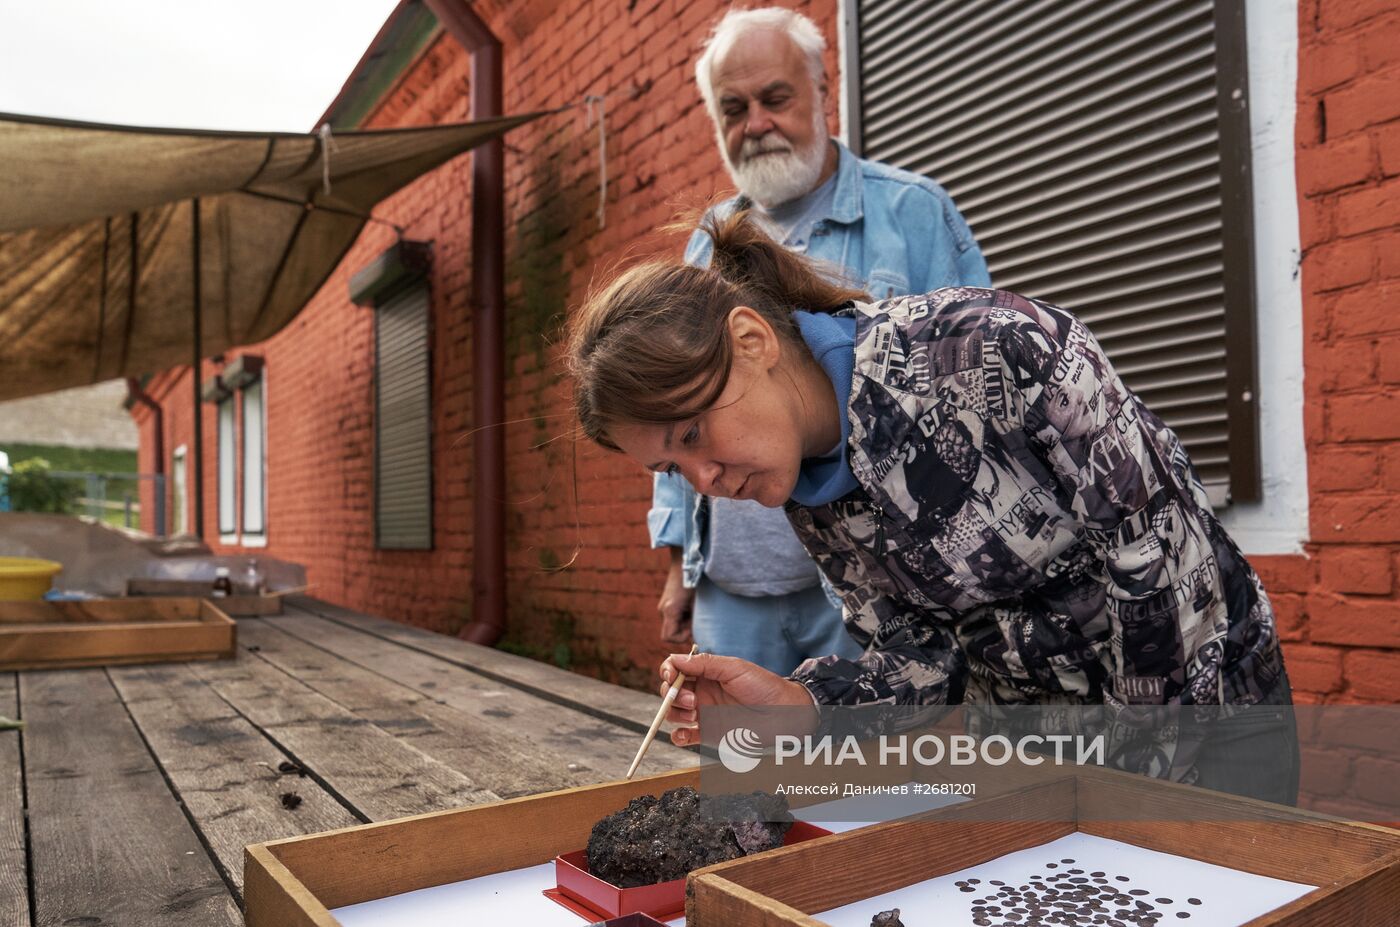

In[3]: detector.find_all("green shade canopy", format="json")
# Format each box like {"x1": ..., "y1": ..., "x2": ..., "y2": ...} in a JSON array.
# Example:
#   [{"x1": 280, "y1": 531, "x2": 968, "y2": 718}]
[{"x1": 0, "y1": 110, "x2": 539, "y2": 400}]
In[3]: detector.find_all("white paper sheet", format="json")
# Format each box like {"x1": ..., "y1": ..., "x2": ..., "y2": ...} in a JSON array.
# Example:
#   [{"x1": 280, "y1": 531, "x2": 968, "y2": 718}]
[
  {"x1": 794, "y1": 782, "x2": 969, "y2": 833},
  {"x1": 331, "y1": 862, "x2": 685, "y2": 927},
  {"x1": 814, "y1": 832, "x2": 1315, "y2": 927}
]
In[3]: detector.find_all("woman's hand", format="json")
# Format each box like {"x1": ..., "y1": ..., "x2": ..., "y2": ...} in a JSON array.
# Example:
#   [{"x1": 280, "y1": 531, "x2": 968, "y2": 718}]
[
  {"x1": 657, "y1": 556, "x2": 694, "y2": 645},
  {"x1": 659, "y1": 652, "x2": 818, "y2": 747}
]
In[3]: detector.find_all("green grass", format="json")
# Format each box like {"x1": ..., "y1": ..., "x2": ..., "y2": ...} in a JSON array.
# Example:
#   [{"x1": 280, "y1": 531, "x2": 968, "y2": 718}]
[
  {"x1": 1, "y1": 443, "x2": 137, "y2": 476},
  {"x1": 2, "y1": 443, "x2": 141, "y2": 512}
]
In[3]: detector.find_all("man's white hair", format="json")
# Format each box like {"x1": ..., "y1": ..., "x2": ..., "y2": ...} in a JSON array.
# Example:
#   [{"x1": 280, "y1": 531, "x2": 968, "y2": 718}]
[{"x1": 695, "y1": 7, "x2": 827, "y2": 117}]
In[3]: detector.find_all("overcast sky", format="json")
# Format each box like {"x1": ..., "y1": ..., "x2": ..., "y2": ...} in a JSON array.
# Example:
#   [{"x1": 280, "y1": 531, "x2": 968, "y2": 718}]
[{"x1": 0, "y1": 0, "x2": 402, "y2": 132}]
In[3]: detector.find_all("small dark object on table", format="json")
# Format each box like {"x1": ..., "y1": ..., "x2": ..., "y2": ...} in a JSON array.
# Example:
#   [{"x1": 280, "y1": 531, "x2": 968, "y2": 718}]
[
  {"x1": 871, "y1": 909, "x2": 904, "y2": 927},
  {"x1": 585, "y1": 786, "x2": 792, "y2": 888},
  {"x1": 280, "y1": 791, "x2": 303, "y2": 810}
]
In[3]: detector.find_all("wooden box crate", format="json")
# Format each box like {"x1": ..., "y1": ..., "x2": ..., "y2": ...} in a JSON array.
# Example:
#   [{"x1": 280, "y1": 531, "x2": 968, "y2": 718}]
[
  {"x1": 241, "y1": 741, "x2": 1055, "y2": 925},
  {"x1": 244, "y1": 767, "x2": 706, "y2": 926},
  {"x1": 127, "y1": 577, "x2": 284, "y2": 616},
  {"x1": 688, "y1": 768, "x2": 1400, "y2": 926},
  {"x1": 0, "y1": 597, "x2": 236, "y2": 670}
]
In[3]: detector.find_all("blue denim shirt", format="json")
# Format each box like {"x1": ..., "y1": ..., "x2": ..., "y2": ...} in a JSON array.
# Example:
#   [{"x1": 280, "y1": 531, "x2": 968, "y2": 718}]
[{"x1": 648, "y1": 140, "x2": 991, "y2": 587}]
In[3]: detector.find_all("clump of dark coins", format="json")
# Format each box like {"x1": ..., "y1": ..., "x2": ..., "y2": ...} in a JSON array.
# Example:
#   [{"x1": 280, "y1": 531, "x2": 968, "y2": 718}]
[{"x1": 952, "y1": 857, "x2": 1205, "y2": 926}]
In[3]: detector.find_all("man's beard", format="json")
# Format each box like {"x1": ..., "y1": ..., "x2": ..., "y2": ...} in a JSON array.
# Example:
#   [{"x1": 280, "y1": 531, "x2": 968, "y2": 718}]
[{"x1": 720, "y1": 109, "x2": 829, "y2": 209}]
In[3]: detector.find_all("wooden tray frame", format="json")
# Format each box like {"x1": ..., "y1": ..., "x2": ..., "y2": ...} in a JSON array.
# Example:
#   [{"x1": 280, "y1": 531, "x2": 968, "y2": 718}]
[
  {"x1": 244, "y1": 767, "x2": 706, "y2": 926},
  {"x1": 126, "y1": 577, "x2": 284, "y2": 616},
  {"x1": 241, "y1": 740, "x2": 1052, "y2": 925},
  {"x1": 0, "y1": 598, "x2": 236, "y2": 670},
  {"x1": 687, "y1": 767, "x2": 1400, "y2": 926}
]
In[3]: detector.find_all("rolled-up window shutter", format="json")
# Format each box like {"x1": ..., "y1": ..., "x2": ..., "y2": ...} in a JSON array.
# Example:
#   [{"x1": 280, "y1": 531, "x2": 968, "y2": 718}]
[
  {"x1": 852, "y1": 0, "x2": 1259, "y2": 503},
  {"x1": 374, "y1": 285, "x2": 433, "y2": 550}
]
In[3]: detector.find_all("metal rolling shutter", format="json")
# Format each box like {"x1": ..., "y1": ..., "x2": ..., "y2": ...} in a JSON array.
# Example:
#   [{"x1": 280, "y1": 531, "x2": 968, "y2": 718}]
[
  {"x1": 850, "y1": 0, "x2": 1260, "y2": 503},
  {"x1": 374, "y1": 285, "x2": 433, "y2": 549}
]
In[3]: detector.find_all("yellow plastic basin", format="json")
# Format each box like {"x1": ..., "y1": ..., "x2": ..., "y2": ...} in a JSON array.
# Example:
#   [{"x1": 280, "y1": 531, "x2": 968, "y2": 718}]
[{"x1": 0, "y1": 557, "x2": 63, "y2": 601}]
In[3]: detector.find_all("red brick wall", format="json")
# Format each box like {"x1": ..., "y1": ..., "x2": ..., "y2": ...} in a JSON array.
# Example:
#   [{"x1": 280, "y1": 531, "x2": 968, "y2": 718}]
[
  {"x1": 133, "y1": 0, "x2": 1400, "y2": 702},
  {"x1": 133, "y1": 0, "x2": 838, "y2": 688},
  {"x1": 1249, "y1": 0, "x2": 1400, "y2": 705}
]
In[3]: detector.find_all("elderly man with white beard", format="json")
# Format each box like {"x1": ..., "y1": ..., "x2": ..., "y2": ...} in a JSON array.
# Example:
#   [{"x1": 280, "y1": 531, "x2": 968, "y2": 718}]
[{"x1": 647, "y1": 6, "x2": 990, "y2": 674}]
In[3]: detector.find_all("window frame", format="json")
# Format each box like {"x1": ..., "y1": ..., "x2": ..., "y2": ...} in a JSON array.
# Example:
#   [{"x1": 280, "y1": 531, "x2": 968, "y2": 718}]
[
  {"x1": 170, "y1": 444, "x2": 188, "y2": 536},
  {"x1": 217, "y1": 395, "x2": 238, "y2": 543},
  {"x1": 239, "y1": 373, "x2": 268, "y2": 547}
]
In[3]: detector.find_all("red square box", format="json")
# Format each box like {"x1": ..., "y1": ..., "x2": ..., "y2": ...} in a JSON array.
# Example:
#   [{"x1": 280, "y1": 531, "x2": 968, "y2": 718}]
[{"x1": 547, "y1": 821, "x2": 832, "y2": 921}]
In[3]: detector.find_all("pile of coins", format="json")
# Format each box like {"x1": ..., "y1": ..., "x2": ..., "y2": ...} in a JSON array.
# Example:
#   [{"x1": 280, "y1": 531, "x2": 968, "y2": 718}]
[{"x1": 953, "y1": 857, "x2": 1204, "y2": 926}]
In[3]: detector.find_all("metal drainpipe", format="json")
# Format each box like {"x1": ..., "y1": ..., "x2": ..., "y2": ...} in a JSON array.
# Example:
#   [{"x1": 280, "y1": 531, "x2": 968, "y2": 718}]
[
  {"x1": 424, "y1": 0, "x2": 507, "y2": 646},
  {"x1": 125, "y1": 378, "x2": 166, "y2": 536}
]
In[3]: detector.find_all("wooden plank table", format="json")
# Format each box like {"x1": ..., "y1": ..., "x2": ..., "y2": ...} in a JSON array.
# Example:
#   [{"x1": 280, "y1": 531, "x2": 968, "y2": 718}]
[{"x1": 6, "y1": 596, "x2": 696, "y2": 925}]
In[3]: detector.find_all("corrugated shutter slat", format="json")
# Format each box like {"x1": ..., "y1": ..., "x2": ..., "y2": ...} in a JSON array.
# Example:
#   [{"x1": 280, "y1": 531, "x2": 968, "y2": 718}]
[
  {"x1": 374, "y1": 285, "x2": 432, "y2": 550},
  {"x1": 857, "y1": 0, "x2": 1256, "y2": 494}
]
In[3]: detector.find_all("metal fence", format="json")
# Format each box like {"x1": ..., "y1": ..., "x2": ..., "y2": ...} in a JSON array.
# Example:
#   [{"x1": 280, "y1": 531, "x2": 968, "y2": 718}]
[{"x1": 45, "y1": 470, "x2": 168, "y2": 536}]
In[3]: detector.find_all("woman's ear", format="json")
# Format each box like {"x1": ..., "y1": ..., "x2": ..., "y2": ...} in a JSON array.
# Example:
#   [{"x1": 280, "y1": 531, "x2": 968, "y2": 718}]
[{"x1": 727, "y1": 306, "x2": 782, "y2": 368}]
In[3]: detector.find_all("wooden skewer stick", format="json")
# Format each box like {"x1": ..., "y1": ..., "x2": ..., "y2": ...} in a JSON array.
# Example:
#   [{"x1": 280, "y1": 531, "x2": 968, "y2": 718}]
[{"x1": 626, "y1": 643, "x2": 699, "y2": 780}]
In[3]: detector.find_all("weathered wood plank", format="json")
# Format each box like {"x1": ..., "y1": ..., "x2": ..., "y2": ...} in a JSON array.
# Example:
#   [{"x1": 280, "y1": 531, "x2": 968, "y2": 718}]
[
  {"x1": 186, "y1": 639, "x2": 498, "y2": 821},
  {"x1": 286, "y1": 596, "x2": 691, "y2": 738},
  {"x1": 21, "y1": 669, "x2": 241, "y2": 926},
  {"x1": 265, "y1": 610, "x2": 694, "y2": 782},
  {"x1": 0, "y1": 674, "x2": 28, "y2": 927},
  {"x1": 236, "y1": 619, "x2": 590, "y2": 798},
  {"x1": 107, "y1": 661, "x2": 361, "y2": 895}
]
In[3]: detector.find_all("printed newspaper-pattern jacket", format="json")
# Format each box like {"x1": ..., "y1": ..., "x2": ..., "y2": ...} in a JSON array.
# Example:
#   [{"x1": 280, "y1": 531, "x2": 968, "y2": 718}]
[{"x1": 785, "y1": 288, "x2": 1284, "y2": 779}]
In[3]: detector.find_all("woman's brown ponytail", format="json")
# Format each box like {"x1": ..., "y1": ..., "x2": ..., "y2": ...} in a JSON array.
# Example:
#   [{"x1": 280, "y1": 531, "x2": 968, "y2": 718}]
[{"x1": 705, "y1": 208, "x2": 867, "y2": 316}]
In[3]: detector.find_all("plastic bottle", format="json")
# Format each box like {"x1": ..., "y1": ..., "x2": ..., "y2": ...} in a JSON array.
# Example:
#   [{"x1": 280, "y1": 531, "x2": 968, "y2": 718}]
[
  {"x1": 242, "y1": 558, "x2": 262, "y2": 595},
  {"x1": 212, "y1": 567, "x2": 232, "y2": 597}
]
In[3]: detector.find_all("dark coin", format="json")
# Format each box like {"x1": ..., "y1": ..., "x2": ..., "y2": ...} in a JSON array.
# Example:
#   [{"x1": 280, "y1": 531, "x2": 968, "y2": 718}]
[
  {"x1": 1157, "y1": 898, "x2": 1172, "y2": 904},
  {"x1": 1116, "y1": 875, "x2": 1130, "y2": 882},
  {"x1": 1092, "y1": 871, "x2": 1106, "y2": 877},
  {"x1": 1130, "y1": 889, "x2": 1148, "y2": 896},
  {"x1": 1187, "y1": 898, "x2": 1201, "y2": 905},
  {"x1": 959, "y1": 886, "x2": 975, "y2": 892},
  {"x1": 1177, "y1": 914, "x2": 1191, "y2": 920},
  {"x1": 1062, "y1": 858, "x2": 1075, "y2": 863}
]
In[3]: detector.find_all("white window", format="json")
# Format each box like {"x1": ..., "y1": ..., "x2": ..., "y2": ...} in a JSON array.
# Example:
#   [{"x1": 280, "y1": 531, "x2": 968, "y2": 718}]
[
  {"x1": 217, "y1": 397, "x2": 237, "y2": 541},
  {"x1": 241, "y1": 377, "x2": 266, "y2": 543},
  {"x1": 171, "y1": 445, "x2": 188, "y2": 536}
]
